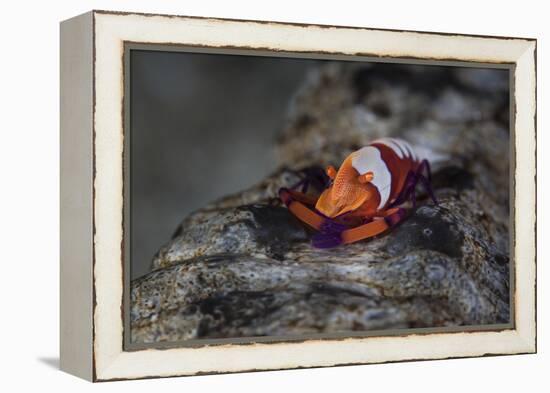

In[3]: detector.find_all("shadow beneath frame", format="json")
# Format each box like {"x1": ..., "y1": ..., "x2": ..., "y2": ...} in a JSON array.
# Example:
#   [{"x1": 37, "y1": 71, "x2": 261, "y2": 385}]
[{"x1": 37, "y1": 357, "x2": 60, "y2": 370}]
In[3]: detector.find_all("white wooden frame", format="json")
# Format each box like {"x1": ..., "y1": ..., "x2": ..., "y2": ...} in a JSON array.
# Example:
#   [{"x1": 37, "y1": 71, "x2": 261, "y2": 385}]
[{"x1": 60, "y1": 10, "x2": 536, "y2": 382}]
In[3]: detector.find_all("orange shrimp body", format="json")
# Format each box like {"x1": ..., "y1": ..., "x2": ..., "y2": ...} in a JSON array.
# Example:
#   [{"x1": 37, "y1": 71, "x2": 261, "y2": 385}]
[
  {"x1": 316, "y1": 138, "x2": 421, "y2": 219},
  {"x1": 279, "y1": 137, "x2": 436, "y2": 248}
]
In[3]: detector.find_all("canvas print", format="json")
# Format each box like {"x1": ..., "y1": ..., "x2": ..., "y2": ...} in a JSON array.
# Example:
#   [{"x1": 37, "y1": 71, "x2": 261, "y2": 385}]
[{"x1": 127, "y1": 48, "x2": 511, "y2": 346}]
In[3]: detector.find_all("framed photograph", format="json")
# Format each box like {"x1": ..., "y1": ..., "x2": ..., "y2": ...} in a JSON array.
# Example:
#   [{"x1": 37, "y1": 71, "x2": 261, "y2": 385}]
[{"x1": 60, "y1": 10, "x2": 537, "y2": 381}]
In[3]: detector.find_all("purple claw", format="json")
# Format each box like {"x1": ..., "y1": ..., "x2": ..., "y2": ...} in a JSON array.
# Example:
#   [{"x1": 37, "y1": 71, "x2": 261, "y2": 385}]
[
  {"x1": 312, "y1": 219, "x2": 347, "y2": 249},
  {"x1": 417, "y1": 173, "x2": 438, "y2": 205},
  {"x1": 312, "y1": 232, "x2": 343, "y2": 248},
  {"x1": 389, "y1": 159, "x2": 437, "y2": 209},
  {"x1": 384, "y1": 208, "x2": 407, "y2": 227}
]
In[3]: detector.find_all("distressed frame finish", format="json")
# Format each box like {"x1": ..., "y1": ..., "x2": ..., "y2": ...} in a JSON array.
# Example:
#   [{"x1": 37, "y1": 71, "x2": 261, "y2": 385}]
[{"x1": 60, "y1": 10, "x2": 537, "y2": 382}]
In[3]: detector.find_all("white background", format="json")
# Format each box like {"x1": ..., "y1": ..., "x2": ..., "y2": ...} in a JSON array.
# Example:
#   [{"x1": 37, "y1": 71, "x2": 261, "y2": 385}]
[{"x1": 0, "y1": 0, "x2": 546, "y2": 391}]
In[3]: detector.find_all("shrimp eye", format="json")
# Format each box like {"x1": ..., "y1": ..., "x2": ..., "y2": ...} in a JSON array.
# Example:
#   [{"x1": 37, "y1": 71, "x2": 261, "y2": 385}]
[
  {"x1": 326, "y1": 165, "x2": 337, "y2": 180},
  {"x1": 358, "y1": 171, "x2": 374, "y2": 184}
]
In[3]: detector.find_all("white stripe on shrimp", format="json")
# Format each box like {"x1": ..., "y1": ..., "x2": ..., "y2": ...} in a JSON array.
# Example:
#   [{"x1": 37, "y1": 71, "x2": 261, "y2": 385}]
[
  {"x1": 390, "y1": 138, "x2": 413, "y2": 160},
  {"x1": 404, "y1": 140, "x2": 419, "y2": 161},
  {"x1": 351, "y1": 146, "x2": 392, "y2": 209},
  {"x1": 371, "y1": 138, "x2": 405, "y2": 159},
  {"x1": 393, "y1": 138, "x2": 417, "y2": 161}
]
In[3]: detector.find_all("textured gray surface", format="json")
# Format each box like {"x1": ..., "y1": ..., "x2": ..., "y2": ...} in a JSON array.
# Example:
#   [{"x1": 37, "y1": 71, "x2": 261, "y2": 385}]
[{"x1": 130, "y1": 62, "x2": 510, "y2": 344}]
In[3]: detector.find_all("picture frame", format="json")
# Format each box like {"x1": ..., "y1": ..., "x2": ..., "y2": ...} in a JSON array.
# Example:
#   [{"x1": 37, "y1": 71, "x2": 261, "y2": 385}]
[{"x1": 60, "y1": 10, "x2": 537, "y2": 382}]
